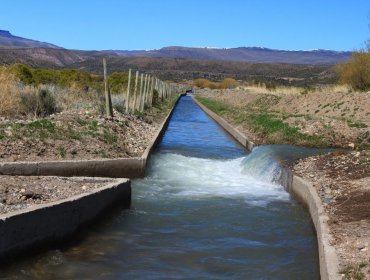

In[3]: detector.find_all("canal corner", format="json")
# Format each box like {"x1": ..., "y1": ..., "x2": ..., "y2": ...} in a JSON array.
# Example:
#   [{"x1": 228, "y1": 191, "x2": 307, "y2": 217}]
[{"x1": 0, "y1": 177, "x2": 131, "y2": 262}]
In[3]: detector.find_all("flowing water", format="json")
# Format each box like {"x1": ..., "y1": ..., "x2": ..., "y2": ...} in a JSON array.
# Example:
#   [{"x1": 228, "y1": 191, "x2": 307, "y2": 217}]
[{"x1": 0, "y1": 96, "x2": 321, "y2": 279}]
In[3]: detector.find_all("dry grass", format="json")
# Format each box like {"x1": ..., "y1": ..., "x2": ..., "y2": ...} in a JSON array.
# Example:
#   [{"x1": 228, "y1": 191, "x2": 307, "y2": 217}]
[
  {"x1": 0, "y1": 69, "x2": 104, "y2": 118},
  {"x1": 193, "y1": 78, "x2": 239, "y2": 89},
  {"x1": 238, "y1": 84, "x2": 350, "y2": 97},
  {"x1": 0, "y1": 70, "x2": 23, "y2": 116}
]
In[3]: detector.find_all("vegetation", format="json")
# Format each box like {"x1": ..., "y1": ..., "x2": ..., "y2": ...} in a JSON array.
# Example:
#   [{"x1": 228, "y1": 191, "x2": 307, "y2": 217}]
[
  {"x1": 337, "y1": 44, "x2": 370, "y2": 91},
  {"x1": 0, "y1": 64, "x2": 139, "y2": 117},
  {"x1": 193, "y1": 78, "x2": 239, "y2": 89},
  {"x1": 20, "y1": 88, "x2": 58, "y2": 117},
  {"x1": 0, "y1": 117, "x2": 112, "y2": 143},
  {"x1": 195, "y1": 96, "x2": 325, "y2": 147},
  {"x1": 339, "y1": 261, "x2": 369, "y2": 280}
]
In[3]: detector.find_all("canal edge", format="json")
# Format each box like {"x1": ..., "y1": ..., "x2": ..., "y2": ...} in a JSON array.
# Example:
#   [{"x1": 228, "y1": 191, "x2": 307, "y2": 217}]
[
  {"x1": 0, "y1": 95, "x2": 183, "y2": 262},
  {"x1": 192, "y1": 96, "x2": 255, "y2": 151},
  {"x1": 141, "y1": 95, "x2": 182, "y2": 174},
  {"x1": 0, "y1": 178, "x2": 131, "y2": 262},
  {"x1": 0, "y1": 96, "x2": 182, "y2": 179},
  {"x1": 192, "y1": 95, "x2": 341, "y2": 280}
]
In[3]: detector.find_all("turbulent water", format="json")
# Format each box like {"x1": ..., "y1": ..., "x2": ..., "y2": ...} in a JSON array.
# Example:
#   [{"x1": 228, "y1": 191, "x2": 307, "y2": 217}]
[{"x1": 0, "y1": 96, "x2": 320, "y2": 279}]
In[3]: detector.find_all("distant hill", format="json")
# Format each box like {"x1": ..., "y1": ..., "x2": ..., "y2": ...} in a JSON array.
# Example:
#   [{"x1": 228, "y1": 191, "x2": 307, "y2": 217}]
[
  {"x1": 70, "y1": 56, "x2": 337, "y2": 86},
  {"x1": 0, "y1": 29, "x2": 351, "y2": 65},
  {"x1": 0, "y1": 47, "x2": 337, "y2": 86},
  {"x1": 108, "y1": 46, "x2": 352, "y2": 65},
  {"x1": 0, "y1": 30, "x2": 60, "y2": 48},
  {"x1": 0, "y1": 30, "x2": 343, "y2": 85}
]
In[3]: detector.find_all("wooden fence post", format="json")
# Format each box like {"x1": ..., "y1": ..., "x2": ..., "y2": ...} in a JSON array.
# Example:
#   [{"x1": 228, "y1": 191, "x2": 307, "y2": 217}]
[
  {"x1": 125, "y1": 69, "x2": 132, "y2": 113},
  {"x1": 149, "y1": 76, "x2": 154, "y2": 106},
  {"x1": 138, "y1": 73, "x2": 144, "y2": 112},
  {"x1": 141, "y1": 74, "x2": 147, "y2": 112},
  {"x1": 132, "y1": 71, "x2": 139, "y2": 113},
  {"x1": 145, "y1": 75, "x2": 150, "y2": 105},
  {"x1": 103, "y1": 58, "x2": 113, "y2": 118},
  {"x1": 161, "y1": 81, "x2": 164, "y2": 101}
]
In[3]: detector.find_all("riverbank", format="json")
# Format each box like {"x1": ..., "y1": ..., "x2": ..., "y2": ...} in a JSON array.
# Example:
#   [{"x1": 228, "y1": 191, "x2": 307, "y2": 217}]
[
  {"x1": 0, "y1": 95, "x2": 177, "y2": 209},
  {"x1": 196, "y1": 87, "x2": 369, "y2": 149},
  {"x1": 195, "y1": 88, "x2": 370, "y2": 280},
  {"x1": 0, "y1": 97, "x2": 176, "y2": 162}
]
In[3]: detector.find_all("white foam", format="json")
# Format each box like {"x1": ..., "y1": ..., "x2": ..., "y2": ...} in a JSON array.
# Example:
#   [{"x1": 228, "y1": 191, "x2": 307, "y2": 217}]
[{"x1": 135, "y1": 153, "x2": 289, "y2": 207}]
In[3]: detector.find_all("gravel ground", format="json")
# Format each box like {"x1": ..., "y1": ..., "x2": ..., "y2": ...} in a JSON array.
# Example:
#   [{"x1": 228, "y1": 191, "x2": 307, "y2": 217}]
[
  {"x1": 0, "y1": 176, "x2": 114, "y2": 215},
  {"x1": 0, "y1": 99, "x2": 175, "y2": 214},
  {"x1": 0, "y1": 110, "x2": 160, "y2": 161}
]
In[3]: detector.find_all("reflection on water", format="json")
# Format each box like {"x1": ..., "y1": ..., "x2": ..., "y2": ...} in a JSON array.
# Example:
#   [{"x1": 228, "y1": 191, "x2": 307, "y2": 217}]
[{"x1": 0, "y1": 96, "x2": 320, "y2": 279}]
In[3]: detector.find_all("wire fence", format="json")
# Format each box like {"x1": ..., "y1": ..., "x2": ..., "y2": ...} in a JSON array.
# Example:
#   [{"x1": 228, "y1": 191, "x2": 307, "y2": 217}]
[{"x1": 103, "y1": 58, "x2": 189, "y2": 118}]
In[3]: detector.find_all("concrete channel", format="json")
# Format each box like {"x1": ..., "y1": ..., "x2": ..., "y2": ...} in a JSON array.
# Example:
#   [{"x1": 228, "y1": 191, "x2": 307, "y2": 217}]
[
  {"x1": 0, "y1": 95, "x2": 340, "y2": 279},
  {"x1": 0, "y1": 96, "x2": 181, "y2": 261},
  {"x1": 192, "y1": 96, "x2": 340, "y2": 280},
  {"x1": 0, "y1": 96, "x2": 181, "y2": 179}
]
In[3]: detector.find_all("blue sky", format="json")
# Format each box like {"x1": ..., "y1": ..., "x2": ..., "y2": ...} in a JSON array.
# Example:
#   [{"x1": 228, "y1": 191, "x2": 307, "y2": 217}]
[{"x1": 1, "y1": 0, "x2": 369, "y2": 51}]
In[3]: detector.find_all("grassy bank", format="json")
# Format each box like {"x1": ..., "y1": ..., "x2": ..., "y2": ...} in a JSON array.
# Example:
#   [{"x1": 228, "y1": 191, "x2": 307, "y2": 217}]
[{"x1": 195, "y1": 96, "x2": 327, "y2": 147}]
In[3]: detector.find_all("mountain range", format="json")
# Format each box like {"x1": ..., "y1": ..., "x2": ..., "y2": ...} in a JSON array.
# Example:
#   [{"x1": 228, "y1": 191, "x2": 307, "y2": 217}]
[
  {"x1": 109, "y1": 46, "x2": 351, "y2": 65},
  {"x1": 0, "y1": 29, "x2": 349, "y2": 85},
  {"x1": 0, "y1": 30, "x2": 60, "y2": 48},
  {"x1": 0, "y1": 29, "x2": 351, "y2": 65}
]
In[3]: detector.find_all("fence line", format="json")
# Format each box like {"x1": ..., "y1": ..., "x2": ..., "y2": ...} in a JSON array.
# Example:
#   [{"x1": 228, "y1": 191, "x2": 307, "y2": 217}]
[{"x1": 102, "y1": 59, "x2": 189, "y2": 117}]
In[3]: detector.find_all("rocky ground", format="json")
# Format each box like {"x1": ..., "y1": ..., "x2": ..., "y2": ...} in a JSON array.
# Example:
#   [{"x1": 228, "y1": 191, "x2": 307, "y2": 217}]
[
  {"x1": 0, "y1": 98, "x2": 174, "y2": 213},
  {"x1": 294, "y1": 151, "x2": 370, "y2": 280},
  {"x1": 0, "y1": 102, "x2": 173, "y2": 161},
  {"x1": 0, "y1": 176, "x2": 114, "y2": 215},
  {"x1": 197, "y1": 87, "x2": 370, "y2": 279}
]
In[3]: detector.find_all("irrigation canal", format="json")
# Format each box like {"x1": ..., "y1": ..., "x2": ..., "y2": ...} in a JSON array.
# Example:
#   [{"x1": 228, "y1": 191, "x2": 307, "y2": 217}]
[{"x1": 1, "y1": 96, "x2": 322, "y2": 279}]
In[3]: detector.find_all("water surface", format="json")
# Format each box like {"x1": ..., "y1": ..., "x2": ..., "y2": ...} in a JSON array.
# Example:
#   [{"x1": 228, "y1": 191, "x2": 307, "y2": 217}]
[{"x1": 0, "y1": 96, "x2": 320, "y2": 279}]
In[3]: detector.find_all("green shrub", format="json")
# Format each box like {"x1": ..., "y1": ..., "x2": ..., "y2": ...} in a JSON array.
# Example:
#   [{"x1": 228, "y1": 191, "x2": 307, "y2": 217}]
[
  {"x1": 108, "y1": 72, "x2": 129, "y2": 94},
  {"x1": 10, "y1": 64, "x2": 34, "y2": 84},
  {"x1": 20, "y1": 89, "x2": 57, "y2": 117}
]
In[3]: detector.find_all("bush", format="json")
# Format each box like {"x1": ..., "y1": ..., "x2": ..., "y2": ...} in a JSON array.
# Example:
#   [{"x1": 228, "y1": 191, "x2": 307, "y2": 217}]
[
  {"x1": 8, "y1": 64, "x2": 104, "y2": 92},
  {"x1": 9, "y1": 64, "x2": 34, "y2": 85},
  {"x1": 193, "y1": 78, "x2": 239, "y2": 89},
  {"x1": 219, "y1": 78, "x2": 239, "y2": 89},
  {"x1": 0, "y1": 70, "x2": 22, "y2": 116},
  {"x1": 337, "y1": 50, "x2": 370, "y2": 91},
  {"x1": 20, "y1": 89, "x2": 58, "y2": 117}
]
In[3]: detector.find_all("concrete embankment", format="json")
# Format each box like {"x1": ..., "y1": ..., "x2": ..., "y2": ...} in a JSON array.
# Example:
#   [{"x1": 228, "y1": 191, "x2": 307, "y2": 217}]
[
  {"x1": 193, "y1": 96, "x2": 340, "y2": 280},
  {"x1": 0, "y1": 96, "x2": 182, "y2": 261},
  {"x1": 0, "y1": 178, "x2": 131, "y2": 261},
  {"x1": 0, "y1": 96, "x2": 181, "y2": 179},
  {"x1": 192, "y1": 97, "x2": 255, "y2": 151}
]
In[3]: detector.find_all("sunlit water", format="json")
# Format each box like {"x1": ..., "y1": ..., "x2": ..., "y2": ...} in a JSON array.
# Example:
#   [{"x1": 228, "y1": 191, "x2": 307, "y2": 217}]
[{"x1": 0, "y1": 96, "x2": 320, "y2": 279}]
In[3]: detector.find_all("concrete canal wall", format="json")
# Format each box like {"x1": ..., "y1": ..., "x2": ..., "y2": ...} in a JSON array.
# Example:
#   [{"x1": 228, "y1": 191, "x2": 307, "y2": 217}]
[
  {"x1": 0, "y1": 96, "x2": 181, "y2": 179},
  {"x1": 193, "y1": 96, "x2": 340, "y2": 280},
  {"x1": 0, "y1": 96, "x2": 181, "y2": 260},
  {"x1": 0, "y1": 178, "x2": 131, "y2": 261}
]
